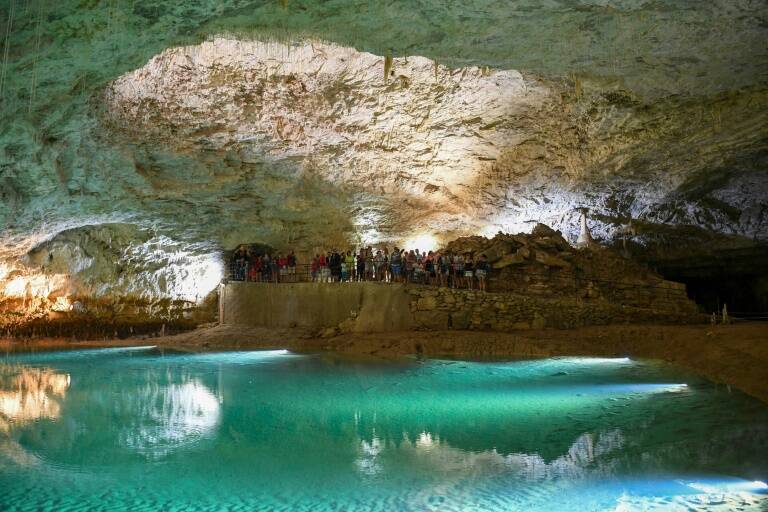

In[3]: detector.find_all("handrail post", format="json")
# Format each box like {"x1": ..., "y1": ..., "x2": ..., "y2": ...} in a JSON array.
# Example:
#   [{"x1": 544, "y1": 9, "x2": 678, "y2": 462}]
[{"x1": 218, "y1": 282, "x2": 225, "y2": 324}]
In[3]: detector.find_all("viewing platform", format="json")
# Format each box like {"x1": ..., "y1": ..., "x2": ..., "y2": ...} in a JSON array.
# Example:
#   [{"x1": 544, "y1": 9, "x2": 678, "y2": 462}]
[{"x1": 219, "y1": 280, "x2": 702, "y2": 334}]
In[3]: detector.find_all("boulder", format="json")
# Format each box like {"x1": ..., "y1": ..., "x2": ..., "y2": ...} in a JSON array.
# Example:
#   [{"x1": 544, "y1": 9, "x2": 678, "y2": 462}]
[
  {"x1": 481, "y1": 241, "x2": 514, "y2": 263},
  {"x1": 531, "y1": 223, "x2": 560, "y2": 238},
  {"x1": 533, "y1": 236, "x2": 571, "y2": 252},
  {"x1": 413, "y1": 310, "x2": 451, "y2": 329},
  {"x1": 449, "y1": 310, "x2": 472, "y2": 329},
  {"x1": 416, "y1": 296, "x2": 438, "y2": 310},
  {"x1": 534, "y1": 251, "x2": 571, "y2": 268},
  {"x1": 531, "y1": 312, "x2": 547, "y2": 329},
  {"x1": 494, "y1": 252, "x2": 527, "y2": 268}
]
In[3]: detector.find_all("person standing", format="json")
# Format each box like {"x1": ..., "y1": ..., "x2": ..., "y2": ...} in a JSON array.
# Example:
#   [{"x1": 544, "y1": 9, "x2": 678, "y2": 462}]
[
  {"x1": 475, "y1": 254, "x2": 490, "y2": 292},
  {"x1": 278, "y1": 253, "x2": 288, "y2": 282},
  {"x1": 249, "y1": 251, "x2": 262, "y2": 282},
  {"x1": 382, "y1": 248, "x2": 391, "y2": 282},
  {"x1": 331, "y1": 249, "x2": 342, "y2": 282},
  {"x1": 356, "y1": 249, "x2": 365, "y2": 282},
  {"x1": 425, "y1": 251, "x2": 436, "y2": 286},
  {"x1": 390, "y1": 247, "x2": 401, "y2": 283},
  {"x1": 374, "y1": 250, "x2": 386, "y2": 282},
  {"x1": 406, "y1": 250, "x2": 416, "y2": 283},
  {"x1": 262, "y1": 253, "x2": 271, "y2": 282},
  {"x1": 439, "y1": 253, "x2": 449, "y2": 287},
  {"x1": 463, "y1": 253, "x2": 474, "y2": 290},
  {"x1": 319, "y1": 252, "x2": 328, "y2": 282},
  {"x1": 232, "y1": 245, "x2": 248, "y2": 281},
  {"x1": 311, "y1": 254, "x2": 320, "y2": 282},
  {"x1": 345, "y1": 251, "x2": 355, "y2": 282},
  {"x1": 270, "y1": 254, "x2": 279, "y2": 283},
  {"x1": 365, "y1": 247, "x2": 374, "y2": 281},
  {"x1": 453, "y1": 252, "x2": 464, "y2": 289},
  {"x1": 287, "y1": 251, "x2": 297, "y2": 282}
]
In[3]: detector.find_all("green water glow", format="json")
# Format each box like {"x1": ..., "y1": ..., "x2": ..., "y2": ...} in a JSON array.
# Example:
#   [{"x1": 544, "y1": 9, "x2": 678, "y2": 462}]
[{"x1": 0, "y1": 348, "x2": 767, "y2": 511}]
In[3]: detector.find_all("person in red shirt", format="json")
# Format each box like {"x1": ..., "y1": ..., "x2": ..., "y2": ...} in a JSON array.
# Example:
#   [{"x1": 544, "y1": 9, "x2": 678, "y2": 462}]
[
  {"x1": 277, "y1": 254, "x2": 288, "y2": 282},
  {"x1": 319, "y1": 253, "x2": 328, "y2": 282},
  {"x1": 311, "y1": 255, "x2": 320, "y2": 282}
]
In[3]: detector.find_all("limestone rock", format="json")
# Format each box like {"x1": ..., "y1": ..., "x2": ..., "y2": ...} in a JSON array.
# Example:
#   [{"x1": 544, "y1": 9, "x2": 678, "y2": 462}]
[
  {"x1": 494, "y1": 252, "x2": 528, "y2": 269},
  {"x1": 416, "y1": 296, "x2": 439, "y2": 311},
  {"x1": 481, "y1": 241, "x2": 515, "y2": 263},
  {"x1": 413, "y1": 310, "x2": 451, "y2": 330},
  {"x1": 531, "y1": 312, "x2": 547, "y2": 329},
  {"x1": 532, "y1": 223, "x2": 560, "y2": 238},
  {"x1": 533, "y1": 251, "x2": 572, "y2": 268},
  {"x1": 450, "y1": 311, "x2": 472, "y2": 330}
]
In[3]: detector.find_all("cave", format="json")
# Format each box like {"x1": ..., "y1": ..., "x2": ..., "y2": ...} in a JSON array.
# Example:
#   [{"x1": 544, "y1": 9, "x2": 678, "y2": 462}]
[{"x1": 1, "y1": 1, "x2": 767, "y2": 510}]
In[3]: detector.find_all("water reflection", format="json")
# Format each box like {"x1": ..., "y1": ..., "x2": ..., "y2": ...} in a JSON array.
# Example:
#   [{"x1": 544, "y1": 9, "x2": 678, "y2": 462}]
[
  {"x1": 0, "y1": 350, "x2": 766, "y2": 511},
  {"x1": 355, "y1": 428, "x2": 625, "y2": 481},
  {"x1": 352, "y1": 428, "x2": 768, "y2": 511},
  {"x1": 0, "y1": 365, "x2": 70, "y2": 431},
  {"x1": 119, "y1": 378, "x2": 220, "y2": 457},
  {"x1": 0, "y1": 361, "x2": 220, "y2": 462}
]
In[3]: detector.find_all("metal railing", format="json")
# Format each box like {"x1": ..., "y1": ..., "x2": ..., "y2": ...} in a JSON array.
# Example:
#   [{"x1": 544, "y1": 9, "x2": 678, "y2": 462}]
[{"x1": 226, "y1": 260, "x2": 690, "y2": 302}]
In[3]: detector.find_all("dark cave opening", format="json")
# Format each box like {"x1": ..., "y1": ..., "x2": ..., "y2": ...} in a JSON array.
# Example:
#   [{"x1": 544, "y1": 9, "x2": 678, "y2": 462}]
[{"x1": 651, "y1": 246, "x2": 768, "y2": 318}]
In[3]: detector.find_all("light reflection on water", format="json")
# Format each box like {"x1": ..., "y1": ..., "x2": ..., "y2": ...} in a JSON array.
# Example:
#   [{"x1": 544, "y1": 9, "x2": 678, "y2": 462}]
[
  {"x1": 118, "y1": 379, "x2": 220, "y2": 457},
  {"x1": 0, "y1": 366, "x2": 69, "y2": 431},
  {"x1": 0, "y1": 349, "x2": 766, "y2": 511}
]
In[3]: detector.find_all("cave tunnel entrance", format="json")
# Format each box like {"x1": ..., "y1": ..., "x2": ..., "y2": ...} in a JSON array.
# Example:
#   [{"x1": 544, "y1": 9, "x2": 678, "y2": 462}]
[{"x1": 651, "y1": 246, "x2": 768, "y2": 319}]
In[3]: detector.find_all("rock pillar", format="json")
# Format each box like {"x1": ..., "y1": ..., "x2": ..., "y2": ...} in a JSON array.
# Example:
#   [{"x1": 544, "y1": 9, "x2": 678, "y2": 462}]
[{"x1": 576, "y1": 209, "x2": 595, "y2": 249}]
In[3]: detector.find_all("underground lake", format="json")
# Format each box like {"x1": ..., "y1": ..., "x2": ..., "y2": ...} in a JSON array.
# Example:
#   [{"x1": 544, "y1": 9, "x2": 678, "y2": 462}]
[{"x1": 0, "y1": 347, "x2": 767, "y2": 511}]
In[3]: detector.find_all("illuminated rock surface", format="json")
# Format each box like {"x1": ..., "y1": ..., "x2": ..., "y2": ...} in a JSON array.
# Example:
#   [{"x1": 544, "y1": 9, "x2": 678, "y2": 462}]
[{"x1": 0, "y1": 1, "x2": 766, "y2": 316}]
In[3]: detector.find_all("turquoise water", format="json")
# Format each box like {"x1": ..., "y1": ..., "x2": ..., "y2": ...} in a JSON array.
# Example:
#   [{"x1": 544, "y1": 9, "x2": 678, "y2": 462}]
[{"x1": 1, "y1": 348, "x2": 767, "y2": 511}]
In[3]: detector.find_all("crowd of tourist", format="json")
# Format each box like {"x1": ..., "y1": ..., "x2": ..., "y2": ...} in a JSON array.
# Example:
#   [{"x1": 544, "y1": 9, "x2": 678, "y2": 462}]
[
  {"x1": 230, "y1": 245, "x2": 493, "y2": 291},
  {"x1": 231, "y1": 246, "x2": 299, "y2": 283}
]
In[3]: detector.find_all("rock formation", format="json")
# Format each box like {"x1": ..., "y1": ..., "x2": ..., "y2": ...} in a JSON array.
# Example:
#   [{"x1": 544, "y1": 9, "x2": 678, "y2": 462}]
[
  {"x1": 443, "y1": 223, "x2": 681, "y2": 306},
  {"x1": 0, "y1": 1, "x2": 765, "y2": 325},
  {"x1": 576, "y1": 210, "x2": 595, "y2": 250}
]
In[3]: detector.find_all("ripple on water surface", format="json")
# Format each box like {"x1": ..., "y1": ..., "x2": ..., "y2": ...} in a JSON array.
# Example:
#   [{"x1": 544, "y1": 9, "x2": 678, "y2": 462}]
[{"x1": 0, "y1": 348, "x2": 767, "y2": 511}]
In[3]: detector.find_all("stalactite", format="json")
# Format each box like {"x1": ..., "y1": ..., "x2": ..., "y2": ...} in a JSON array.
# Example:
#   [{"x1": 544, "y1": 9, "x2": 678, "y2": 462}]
[
  {"x1": 711, "y1": 105, "x2": 722, "y2": 133},
  {"x1": 384, "y1": 51, "x2": 393, "y2": 83},
  {"x1": 114, "y1": 0, "x2": 120, "y2": 49},
  {"x1": 28, "y1": 0, "x2": 44, "y2": 113},
  {"x1": 106, "y1": 0, "x2": 113, "y2": 43},
  {"x1": 0, "y1": 0, "x2": 16, "y2": 105},
  {"x1": 572, "y1": 74, "x2": 583, "y2": 99}
]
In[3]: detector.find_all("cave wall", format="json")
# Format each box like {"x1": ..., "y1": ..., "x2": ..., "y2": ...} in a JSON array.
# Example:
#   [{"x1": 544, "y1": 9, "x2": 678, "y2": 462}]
[{"x1": 0, "y1": 0, "x2": 766, "y2": 320}]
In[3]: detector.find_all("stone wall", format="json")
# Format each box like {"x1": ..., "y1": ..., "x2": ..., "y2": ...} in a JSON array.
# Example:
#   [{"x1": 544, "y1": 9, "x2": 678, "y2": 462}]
[
  {"x1": 220, "y1": 281, "x2": 703, "y2": 333},
  {"x1": 406, "y1": 285, "x2": 702, "y2": 331}
]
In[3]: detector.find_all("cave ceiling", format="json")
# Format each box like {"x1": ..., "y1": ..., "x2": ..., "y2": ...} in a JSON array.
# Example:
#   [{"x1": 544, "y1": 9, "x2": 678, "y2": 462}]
[{"x1": 0, "y1": 0, "x2": 766, "y2": 300}]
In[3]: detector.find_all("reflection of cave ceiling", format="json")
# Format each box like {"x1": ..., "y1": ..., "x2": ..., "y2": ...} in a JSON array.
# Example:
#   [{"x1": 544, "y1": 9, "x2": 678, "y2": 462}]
[{"x1": 0, "y1": 0, "x2": 767, "y2": 300}]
